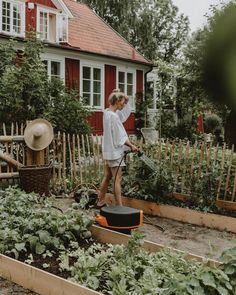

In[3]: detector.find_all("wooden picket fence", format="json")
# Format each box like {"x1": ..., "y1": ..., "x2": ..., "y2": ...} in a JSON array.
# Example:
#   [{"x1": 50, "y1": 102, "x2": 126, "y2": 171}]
[
  {"x1": 0, "y1": 122, "x2": 236, "y2": 210},
  {"x1": 140, "y1": 140, "x2": 236, "y2": 210},
  {"x1": 0, "y1": 123, "x2": 104, "y2": 191}
]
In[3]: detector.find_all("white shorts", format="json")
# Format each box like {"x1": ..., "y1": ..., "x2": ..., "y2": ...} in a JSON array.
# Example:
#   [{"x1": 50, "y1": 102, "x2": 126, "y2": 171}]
[{"x1": 105, "y1": 156, "x2": 126, "y2": 168}]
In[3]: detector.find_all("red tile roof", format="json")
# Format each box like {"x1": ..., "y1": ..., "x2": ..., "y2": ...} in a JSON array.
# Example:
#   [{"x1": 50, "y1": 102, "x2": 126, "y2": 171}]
[{"x1": 63, "y1": 0, "x2": 152, "y2": 65}]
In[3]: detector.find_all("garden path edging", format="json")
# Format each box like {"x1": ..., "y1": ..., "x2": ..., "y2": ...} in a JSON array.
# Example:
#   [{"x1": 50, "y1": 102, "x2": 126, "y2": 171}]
[{"x1": 0, "y1": 254, "x2": 101, "y2": 295}]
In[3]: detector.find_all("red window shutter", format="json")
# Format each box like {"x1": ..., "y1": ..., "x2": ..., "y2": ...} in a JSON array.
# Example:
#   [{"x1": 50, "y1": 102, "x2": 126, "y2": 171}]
[
  {"x1": 65, "y1": 58, "x2": 80, "y2": 92},
  {"x1": 136, "y1": 70, "x2": 143, "y2": 93},
  {"x1": 105, "y1": 65, "x2": 116, "y2": 108},
  {"x1": 26, "y1": 3, "x2": 36, "y2": 32}
]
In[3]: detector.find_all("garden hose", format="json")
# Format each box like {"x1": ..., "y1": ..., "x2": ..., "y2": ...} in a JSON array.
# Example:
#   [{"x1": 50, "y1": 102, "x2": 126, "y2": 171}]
[{"x1": 113, "y1": 151, "x2": 165, "y2": 232}]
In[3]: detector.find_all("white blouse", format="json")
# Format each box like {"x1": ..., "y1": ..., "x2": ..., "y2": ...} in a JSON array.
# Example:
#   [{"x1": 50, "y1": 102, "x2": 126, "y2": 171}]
[{"x1": 102, "y1": 103, "x2": 131, "y2": 160}]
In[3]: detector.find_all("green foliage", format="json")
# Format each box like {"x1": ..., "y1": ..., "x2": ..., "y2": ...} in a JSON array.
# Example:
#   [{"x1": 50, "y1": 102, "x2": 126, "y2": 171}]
[
  {"x1": 0, "y1": 187, "x2": 93, "y2": 259},
  {"x1": 220, "y1": 247, "x2": 236, "y2": 290},
  {"x1": 44, "y1": 79, "x2": 91, "y2": 134},
  {"x1": 204, "y1": 113, "x2": 222, "y2": 134},
  {"x1": 203, "y1": 1, "x2": 236, "y2": 110},
  {"x1": 0, "y1": 33, "x2": 91, "y2": 134},
  {"x1": 135, "y1": 91, "x2": 150, "y2": 137},
  {"x1": 122, "y1": 142, "x2": 236, "y2": 214},
  {"x1": 0, "y1": 32, "x2": 50, "y2": 122},
  {"x1": 58, "y1": 231, "x2": 235, "y2": 294}
]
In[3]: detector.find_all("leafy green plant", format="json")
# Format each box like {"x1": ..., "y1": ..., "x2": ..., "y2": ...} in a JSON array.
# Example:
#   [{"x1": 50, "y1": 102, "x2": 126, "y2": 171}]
[
  {"x1": 0, "y1": 187, "x2": 93, "y2": 259},
  {"x1": 44, "y1": 79, "x2": 91, "y2": 134},
  {"x1": 0, "y1": 33, "x2": 92, "y2": 135},
  {"x1": 58, "y1": 231, "x2": 235, "y2": 294},
  {"x1": 122, "y1": 142, "x2": 236, "y2": 215}
]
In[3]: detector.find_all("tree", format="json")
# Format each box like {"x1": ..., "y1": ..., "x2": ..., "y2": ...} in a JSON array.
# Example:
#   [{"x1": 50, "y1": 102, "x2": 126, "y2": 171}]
[
  {"x1": 0, "y1": 34, "x2": 91, "y2": 134},
  {"x1": 177, "y1": 1, "x2": 236, "y2": 145},
  {"x1": 0, "y1": 32, "x2": 50, "y2": 122}
]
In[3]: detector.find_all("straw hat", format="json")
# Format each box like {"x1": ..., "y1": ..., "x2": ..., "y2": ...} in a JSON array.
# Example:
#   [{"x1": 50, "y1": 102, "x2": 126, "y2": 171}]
[{"x1": 24, "y1": 119, "x2": 54, "y2": 151}]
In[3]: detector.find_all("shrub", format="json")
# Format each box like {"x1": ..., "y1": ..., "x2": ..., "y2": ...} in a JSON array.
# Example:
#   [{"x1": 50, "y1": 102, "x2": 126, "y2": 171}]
[{"x1": 204, "y1": 113, "x2": 222, "y2": 133}]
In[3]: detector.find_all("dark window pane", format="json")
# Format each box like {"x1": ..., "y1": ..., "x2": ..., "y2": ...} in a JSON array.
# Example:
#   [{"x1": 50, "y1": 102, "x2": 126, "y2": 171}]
[
  {"x1": 127, "y1": 73, "x2": 133, "y2": 84},
  {"x1": 51, "y1": 61, "x2": 60, "y2": 76},
  {"x1": 93, "y1": 81, "x2": 101, "y2": 93},
  {"x1": 93, "y1": 68, "x2": 101, "y2": 80},
  {"x1": 118, "y1": 83, "x2": 125, "y2": 93},
  {"x1": 118, "y1": 71, "x2": 125, "y2": 83},
  {"x1": 83, "y1": 67, "x2": 90, "y2": 79},
  {"x1": 93, "y1": 94, "x2": 101, "y2": 106},
  {"x1": 83, "y1": 80, "x2": 90, "y2": 92},
  {"x1": 127, "y1": 85, "x2": 133, "y2": 96}
]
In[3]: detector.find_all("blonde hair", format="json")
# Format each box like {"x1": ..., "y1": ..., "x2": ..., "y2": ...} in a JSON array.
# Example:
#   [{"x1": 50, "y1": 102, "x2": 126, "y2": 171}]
[{"x1": 108, "y1": 88, "x2": 125, "y2": 105}]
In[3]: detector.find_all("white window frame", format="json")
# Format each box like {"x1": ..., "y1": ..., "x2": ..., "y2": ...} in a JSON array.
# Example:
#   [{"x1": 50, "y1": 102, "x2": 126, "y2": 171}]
[
  {"x1": 0, "y1": 0, "x2": 25, "y2": 37},
  {"x1": 37, "y1": 5, "x2": 68, "y2": 43},
  {"x1": 117, "y1": 68, "x2": 136, "y2": 111},
  {"x1": 41, "y1": 53, "x2": 65, "y2": 82},
  {"x1": 80, "y1": 62, "x2": 104, "y2": 110}
]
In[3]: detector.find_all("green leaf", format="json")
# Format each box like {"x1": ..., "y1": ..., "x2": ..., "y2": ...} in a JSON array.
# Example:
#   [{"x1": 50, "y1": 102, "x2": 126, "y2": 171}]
[
  {"x1": 35, "y1": 242, "x2": 46, "y2": 255},
  {"x1": 217, "y1": 286, "x2": 229, "y2": 295},
  {"x1": 200, "y1": 272, "x2": 216, "y2": 288},
  {"x1": 15, "y1": 242, "x2": 26, "y2": 252},
  {"x1": 37, "y1": 230, "x2": 51, "y2": 244}
]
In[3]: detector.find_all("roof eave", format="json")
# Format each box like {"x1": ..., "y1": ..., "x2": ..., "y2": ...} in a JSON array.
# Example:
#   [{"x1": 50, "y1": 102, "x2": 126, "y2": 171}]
[{"x1": 0, "y1": 33, "x2": 153, "y2": 67}]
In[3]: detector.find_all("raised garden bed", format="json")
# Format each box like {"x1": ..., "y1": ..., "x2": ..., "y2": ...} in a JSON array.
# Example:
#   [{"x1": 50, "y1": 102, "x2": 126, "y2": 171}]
[
  {"x1": 1, "y1": 187, "x2": 236, "y2": 294},
  {"x1": 0, "y1": 225, "x2": 221, "y2": 295},
  {"x1": 105, "y1": 193, "x2": 236, "y2": 233}
]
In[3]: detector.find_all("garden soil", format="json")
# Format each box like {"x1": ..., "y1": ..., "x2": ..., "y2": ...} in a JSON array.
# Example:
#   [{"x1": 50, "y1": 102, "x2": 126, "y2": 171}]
[
  {"x1": 1, "y1": 197, "x2": 236, "y2": 294},
  {"x1": 58, "y1": 197, "x2": 236, "y2": 260}
]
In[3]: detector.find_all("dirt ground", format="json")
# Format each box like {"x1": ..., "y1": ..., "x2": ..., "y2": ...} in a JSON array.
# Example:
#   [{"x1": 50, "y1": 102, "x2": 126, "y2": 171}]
[
  {"x1": 1, "y1": 197, "x2": 236, "y2": 293},
  {"x1": 140, "y1": 215, "x2": 236, "y2": 260}
]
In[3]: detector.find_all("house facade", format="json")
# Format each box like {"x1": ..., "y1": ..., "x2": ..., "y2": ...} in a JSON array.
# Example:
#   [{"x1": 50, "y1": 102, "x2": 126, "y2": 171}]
[{"x1": 0, "y1": 0, "x2": 152, "y2": 134}]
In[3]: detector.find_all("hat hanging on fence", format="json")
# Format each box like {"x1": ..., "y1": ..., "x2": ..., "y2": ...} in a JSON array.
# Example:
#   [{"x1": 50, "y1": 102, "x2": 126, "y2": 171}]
[{"x1": 24, "y1": 119, "x2": 54, "y2": 151}]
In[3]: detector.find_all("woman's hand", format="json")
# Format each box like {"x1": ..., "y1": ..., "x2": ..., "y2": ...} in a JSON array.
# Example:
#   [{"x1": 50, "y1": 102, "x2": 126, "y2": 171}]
[
  {"x1": 130, "y1": 144, "x2": 139, "y2": 153},
  {"x1": 124, "y1": 96, "x2": 129, "y2": 104}
]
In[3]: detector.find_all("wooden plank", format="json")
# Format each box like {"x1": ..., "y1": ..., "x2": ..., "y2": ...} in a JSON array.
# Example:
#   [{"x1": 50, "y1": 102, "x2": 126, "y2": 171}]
[
  {"x1": 91, "y1": 225, "x2": 219, "y2": 267},
  {"x1": 57, "y1": 132, "x2": 62, "y2": 181},
  {"x1": 0, "y1": 151, "x2": 23, "y2": 168},
  {"x1": 72, "y1": 134, "x2": 76, "y2": 179},
  {"x1": 77, "y1": 134, "x2": 83, "y2": 183},
  {"x1": 67, "y1": 134, "x2": 73, "y2": 178},
  {"x1": 224, "y1": 145, "x2": 234, "y2": 200},
  {"x1": 62, "y1": 132, "x2": 66, "y2": 191},
  {"x1": 232, "y1": 168, "x2": 236, "y2": 202},
  {"x1": 0, "y1": 254, "x2": 101, "y2": 295},
  {"x1": 0, "y1": 172, "x2": 19, "y2": 179},
  {"x1": 216, "y1": 200, "x2": 236, "y2": 211},
  {"x1": 217, "y1": 143, "x2": 226, "y2": 199},
  {"x1": 105, "y1": 194, "x2": 236, "y2": 233}
]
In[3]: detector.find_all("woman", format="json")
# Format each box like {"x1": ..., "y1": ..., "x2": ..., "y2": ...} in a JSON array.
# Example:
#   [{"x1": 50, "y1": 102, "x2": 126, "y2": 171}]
[{"x1": 96, "y1": 89, "x2": 139, "y2": 207}]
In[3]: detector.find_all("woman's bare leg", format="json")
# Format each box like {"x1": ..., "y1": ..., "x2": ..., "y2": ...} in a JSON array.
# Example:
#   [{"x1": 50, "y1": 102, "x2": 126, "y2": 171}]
[
  {"x1": 111, "y1": 166, "x2": 122, "y2": 206},
  {"x1": 97, "y1": 165, "x2": 112, "y2": 205}
]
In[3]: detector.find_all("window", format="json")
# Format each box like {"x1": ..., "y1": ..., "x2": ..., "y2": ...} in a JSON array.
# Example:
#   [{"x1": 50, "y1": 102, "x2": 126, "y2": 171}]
[
  {"x1": 0, "y1": 0, "x2": 25, "y2": 36},
  {"x1": 43, "y1": 58, "x2": 64, "y2": 81},
  {"x1": 37, "y1": 7, "x2": 68, "y2": 43},
  {"x1": 82, "y1": 65, "x2": 102, "y2": 108},
  {"x1": 118, "y1": 70, "x2": 135, "y2": 109}
]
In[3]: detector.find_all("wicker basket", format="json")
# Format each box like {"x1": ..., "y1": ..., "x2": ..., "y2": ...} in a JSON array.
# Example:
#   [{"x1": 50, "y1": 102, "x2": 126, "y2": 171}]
[{"x1": 18, "y1": 165, "x2": 52, "y2": 196}]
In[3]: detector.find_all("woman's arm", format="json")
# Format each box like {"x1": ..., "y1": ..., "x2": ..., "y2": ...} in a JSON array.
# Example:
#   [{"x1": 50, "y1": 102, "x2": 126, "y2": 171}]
[{"x1": 117, "y1": 101, "x2": 132, "y2": 123}]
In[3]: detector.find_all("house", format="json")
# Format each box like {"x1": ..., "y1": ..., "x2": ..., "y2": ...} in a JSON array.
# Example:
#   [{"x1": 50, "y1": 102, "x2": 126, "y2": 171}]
[{"x1": 0, "y1": 0, "x2": 153, "y2": 134}]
